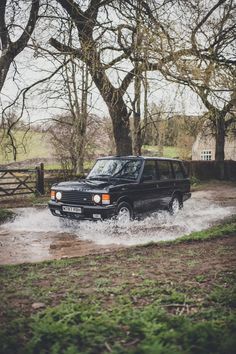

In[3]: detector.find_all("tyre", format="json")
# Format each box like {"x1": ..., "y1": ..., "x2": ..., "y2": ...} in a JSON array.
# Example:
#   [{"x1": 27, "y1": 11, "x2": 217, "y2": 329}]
[
  {"x1": 169, "y1": 196, "x2": 182, "y2": 215},
  {"x1": 116, "y1": 202, "x2": 133, "y2": 222}
]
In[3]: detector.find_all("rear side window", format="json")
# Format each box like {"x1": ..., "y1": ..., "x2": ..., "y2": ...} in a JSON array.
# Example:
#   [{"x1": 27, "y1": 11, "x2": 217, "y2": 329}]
[
  {"x1": 157, "y1": 161, "x2": 174, "y2": 180},
  {"x1": 142, "y1": 160, "x2": 157, "y2": 180},
  {"x1": 172, "y1": 161, "x2": 185, "y2": 179}
]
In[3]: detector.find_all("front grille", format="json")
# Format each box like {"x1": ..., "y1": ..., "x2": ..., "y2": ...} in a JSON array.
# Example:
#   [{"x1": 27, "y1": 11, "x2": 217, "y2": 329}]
[{"x1": 61, "y1": 191, "x2": 93, "y2": 205}]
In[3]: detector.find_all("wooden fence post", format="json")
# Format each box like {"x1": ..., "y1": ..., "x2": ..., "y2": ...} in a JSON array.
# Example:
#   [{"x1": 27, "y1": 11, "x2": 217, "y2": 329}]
[{"x1": 36, "y1": 163, "x2": 45, "y2": 195}]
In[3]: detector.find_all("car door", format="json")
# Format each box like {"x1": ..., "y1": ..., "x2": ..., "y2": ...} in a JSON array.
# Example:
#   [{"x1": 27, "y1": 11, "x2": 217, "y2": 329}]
[
  {"x1": 137, "y1": 159, "x2": 160, "y2": 213},
  {"x1": 156, "y1": 160, "x2": 175, "y2": 208},
  {"x1": 171, "y1": 160, "x2": 189, "y2": 196}
]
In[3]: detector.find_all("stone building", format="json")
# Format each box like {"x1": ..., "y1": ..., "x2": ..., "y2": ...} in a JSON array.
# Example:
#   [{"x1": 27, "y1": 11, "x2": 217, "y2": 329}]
[{"x1": 192, "y1": 123, "x2": 236, "y2": 161}]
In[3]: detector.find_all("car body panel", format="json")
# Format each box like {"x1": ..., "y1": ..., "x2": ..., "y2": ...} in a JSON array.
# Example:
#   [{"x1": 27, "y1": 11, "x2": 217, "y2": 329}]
[{"x1": 48, "y1": 156, "x2": 191, "y2": 220}]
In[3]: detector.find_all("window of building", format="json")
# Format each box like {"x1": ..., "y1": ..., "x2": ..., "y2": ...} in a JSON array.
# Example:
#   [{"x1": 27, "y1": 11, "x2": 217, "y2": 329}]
[{"x1": 200, "y1": 150, "x2": 212, "y2": 161}]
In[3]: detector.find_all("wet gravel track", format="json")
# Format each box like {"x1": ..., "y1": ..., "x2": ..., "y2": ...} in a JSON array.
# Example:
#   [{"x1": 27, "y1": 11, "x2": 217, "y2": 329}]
[{"x1": 0, "y1": 186, "x2": 236, "y2": 265}]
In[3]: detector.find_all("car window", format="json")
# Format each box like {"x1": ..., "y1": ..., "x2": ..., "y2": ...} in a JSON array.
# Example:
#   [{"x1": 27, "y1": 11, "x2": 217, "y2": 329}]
[
  {"x1": 116, "y1": 160, "x2": 142, "y2": 180},
  {"x1": 172, "y1": 161, "x2": 185, "y2": 179},
  {"x1": 157, "y1": 160, "x2": 174, "y2": 180},
  {"x1": 87, "y1": 159, "x2": 142, "y2": 180},
  {"x1": 142, "y1": 160, "x2": 157, "y2": 181}
]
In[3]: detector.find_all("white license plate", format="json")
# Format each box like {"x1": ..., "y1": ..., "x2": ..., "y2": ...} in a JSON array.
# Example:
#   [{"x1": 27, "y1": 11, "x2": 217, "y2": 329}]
[{"x1": 62, "y1": 206, "x2": 82, "y2": 213}]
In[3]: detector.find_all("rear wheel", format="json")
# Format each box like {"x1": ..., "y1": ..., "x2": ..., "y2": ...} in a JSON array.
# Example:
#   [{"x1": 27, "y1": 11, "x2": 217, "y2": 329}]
[
  {"x1": 116, "y1": 202, "x2": 133, "y2": 222},
  {"x1": 169, "y1": 196, "x2": 182, "y2": 215}
]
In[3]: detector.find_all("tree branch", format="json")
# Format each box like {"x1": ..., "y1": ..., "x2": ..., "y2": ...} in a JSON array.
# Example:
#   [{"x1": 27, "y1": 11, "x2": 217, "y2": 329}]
[
  {"x1": 49, "y1": 37, "x2": 83, "y2": 59},
  {"x1": 12, "y1": 0, "x2": 40, "y2": 56},
  {"x1": 191, "y1": 0, "x2": 227, "y2": 51}
]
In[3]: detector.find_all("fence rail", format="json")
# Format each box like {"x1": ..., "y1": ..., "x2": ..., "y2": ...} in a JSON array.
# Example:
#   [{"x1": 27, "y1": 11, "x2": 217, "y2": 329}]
[{"x1": 0, "y1": 163, "x2": 44, "y2": 197}]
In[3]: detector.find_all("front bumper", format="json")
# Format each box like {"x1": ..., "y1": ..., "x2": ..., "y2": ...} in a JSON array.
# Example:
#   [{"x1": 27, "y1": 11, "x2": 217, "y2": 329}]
[{"x1": 48, "y1": 200, "x2": 116, "y2": 220}]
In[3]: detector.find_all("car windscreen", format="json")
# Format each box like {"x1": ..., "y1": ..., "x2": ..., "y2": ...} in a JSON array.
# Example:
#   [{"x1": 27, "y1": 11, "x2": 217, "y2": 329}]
[{"x1": 87, "y1": 159, "x2": 142, "y2": 180}]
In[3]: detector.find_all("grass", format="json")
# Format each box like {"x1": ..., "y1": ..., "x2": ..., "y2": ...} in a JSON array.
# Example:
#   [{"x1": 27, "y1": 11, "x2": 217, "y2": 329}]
[
  {"x1": 0, "y1": 208, "x2": 15, "y2": 223},
  {"x1": 0, "y1": 129, "x2": 95, "y2": 171},
  {"x1": 190, "y1": 180, "x2": 236, "y2": 192},
  {"x1": 0, "y1": 130, "x2": 52, "y2": 164},
  {"x1": 142, "y1": 145, "x2": 189, "y2": 159},
  {"x1": 0, "y1": 218, "x2": 236, "y2": 353}
]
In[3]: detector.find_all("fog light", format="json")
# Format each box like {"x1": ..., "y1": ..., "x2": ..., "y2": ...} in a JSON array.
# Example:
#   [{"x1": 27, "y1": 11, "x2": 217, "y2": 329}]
[
  {"x1": 93, "y1": 194, "x2": 101, "y2": 203},
  {"x1": 56, "y1": 191, "x2": 62, "y2": 200},
  {"x1": 102, "y1": 194, "x2": 110, "y2": 205}
]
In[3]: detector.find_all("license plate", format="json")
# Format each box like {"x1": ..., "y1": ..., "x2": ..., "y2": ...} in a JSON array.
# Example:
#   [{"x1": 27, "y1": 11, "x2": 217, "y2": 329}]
[
  {"x1": 62, "y1": 206, "x2": 82, "y2": 213},
  {"x1": 93, "y1": 214, "x2": 101, "y2": 219}
]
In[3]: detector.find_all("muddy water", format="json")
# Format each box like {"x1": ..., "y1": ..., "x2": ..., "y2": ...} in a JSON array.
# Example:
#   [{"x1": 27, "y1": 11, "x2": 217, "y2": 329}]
[{"x1": 0, "y1": 190, "x2": 235, "y2": 265}]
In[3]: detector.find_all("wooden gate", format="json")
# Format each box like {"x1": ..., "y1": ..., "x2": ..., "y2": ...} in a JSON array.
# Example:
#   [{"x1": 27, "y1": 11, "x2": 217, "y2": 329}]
[{"x1": 0, "y1": 164, "x2": 44, "y2": 197}]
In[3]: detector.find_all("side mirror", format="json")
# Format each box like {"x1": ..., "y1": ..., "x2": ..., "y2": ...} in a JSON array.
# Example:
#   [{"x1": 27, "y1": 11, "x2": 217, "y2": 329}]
[{"x1": 141, "y1": 175, "x2": 153, "y2": 182}]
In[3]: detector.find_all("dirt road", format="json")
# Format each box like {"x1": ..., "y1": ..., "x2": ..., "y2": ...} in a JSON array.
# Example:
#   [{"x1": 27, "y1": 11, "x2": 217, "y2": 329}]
[{"x1": 0, "y1": 182, "x2": 235, "y2": 265}]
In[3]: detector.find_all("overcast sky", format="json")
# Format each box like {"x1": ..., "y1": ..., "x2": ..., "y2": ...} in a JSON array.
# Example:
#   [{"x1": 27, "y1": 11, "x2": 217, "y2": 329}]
[
  {"x1": 1, "y1": 48, "x2": 205, "y2": 125},
  {"x1": 0, "y1": 0, "x2": 208, "y2": 125}
]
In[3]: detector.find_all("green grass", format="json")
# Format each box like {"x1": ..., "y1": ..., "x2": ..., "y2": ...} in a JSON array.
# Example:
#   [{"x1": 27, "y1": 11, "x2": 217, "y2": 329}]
[
  {"x1": 0, "y1": 208, "x2": 15, "y2": 223},
  {"x1": 142, "y1": 145, "x2": 188, "y2": 159},
  {"x1": 0, "y1": 130, "x2": 52, "y2": 164},
  {"x1": 179, "y1": 219, "x2": 236, "y2": 242},
  {"x1": 0, "y1": 218, "x2": 236, "y2": 354},
  {"x1": 0, "y1": 129, "x2": 95, "y2": 172}
]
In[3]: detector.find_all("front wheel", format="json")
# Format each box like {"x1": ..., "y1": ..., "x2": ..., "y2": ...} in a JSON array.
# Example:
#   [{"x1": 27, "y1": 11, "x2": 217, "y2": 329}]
[
  {"x1": 116, "y1": 202, "x2": 133, "y2": 222},
  {"x1": 169, "y1": 196, "x2": 182, "y2": 215}
]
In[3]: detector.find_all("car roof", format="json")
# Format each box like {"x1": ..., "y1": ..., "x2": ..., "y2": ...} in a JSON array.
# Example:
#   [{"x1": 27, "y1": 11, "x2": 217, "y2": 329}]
[{"x1": 97, "y1": 155, "x2": 182, "y2": 162}]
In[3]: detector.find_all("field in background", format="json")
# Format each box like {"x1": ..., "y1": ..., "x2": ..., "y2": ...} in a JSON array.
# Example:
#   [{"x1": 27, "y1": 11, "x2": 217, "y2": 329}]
[
  {"x1": 0, "y1": 130, "x2": 188, "y2": 168},
  {"x1": 0, "y1": 130, "x2": 53, "y2": 165},
  {"x1": 142, "y1": 145, "x2": 191, "y2": 159}
]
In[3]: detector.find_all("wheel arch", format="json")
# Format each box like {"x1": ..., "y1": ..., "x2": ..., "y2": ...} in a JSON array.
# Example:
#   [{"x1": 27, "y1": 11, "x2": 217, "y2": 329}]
[
  {"x1": 116, "y1": 195, "x2": 133, "y2": 208},
  {"x1": 171, "y1": 190, "x2": 183, "y2": 205}
]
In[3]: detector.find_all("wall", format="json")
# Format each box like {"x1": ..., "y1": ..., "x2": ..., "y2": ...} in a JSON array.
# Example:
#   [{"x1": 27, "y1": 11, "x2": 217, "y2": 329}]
[
  {"x1": 192, "y1": 133, "x2": 236, "y2": 161},
  {"x1": 184, "y1": 160, "x2": 236, "y2": 180}
]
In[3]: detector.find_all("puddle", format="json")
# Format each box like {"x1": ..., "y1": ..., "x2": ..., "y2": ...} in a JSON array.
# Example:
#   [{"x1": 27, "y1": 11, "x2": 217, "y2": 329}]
[{"x1": 0, "y1": 191, "x2": 235, "y2": 264}]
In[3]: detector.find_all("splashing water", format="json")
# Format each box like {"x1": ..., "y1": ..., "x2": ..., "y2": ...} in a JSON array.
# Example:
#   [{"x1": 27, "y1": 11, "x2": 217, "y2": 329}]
[{"x1": 3, "y1": 198, "x2": 235, "y2": 246}]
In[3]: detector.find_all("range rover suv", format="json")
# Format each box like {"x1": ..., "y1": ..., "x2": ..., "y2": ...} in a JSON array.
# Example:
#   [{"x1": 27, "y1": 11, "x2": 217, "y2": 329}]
[{"x1": 48, "y1": 156, "x2": 191, "y2": 221}]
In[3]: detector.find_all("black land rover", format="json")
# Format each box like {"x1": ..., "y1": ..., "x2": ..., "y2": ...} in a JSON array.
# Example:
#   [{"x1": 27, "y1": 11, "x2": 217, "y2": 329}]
[{"x1": 48, "y1": 156, "x2": 191, "y2": 221}]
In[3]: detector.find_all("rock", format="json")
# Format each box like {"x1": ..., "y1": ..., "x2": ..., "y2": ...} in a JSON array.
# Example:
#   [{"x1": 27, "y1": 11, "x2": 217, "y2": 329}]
[{"x1": 31, "y1": 302, "x2": 46, "y2": 310}]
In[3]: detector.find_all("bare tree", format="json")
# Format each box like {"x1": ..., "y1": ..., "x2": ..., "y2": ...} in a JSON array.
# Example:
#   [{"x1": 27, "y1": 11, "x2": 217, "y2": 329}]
[
  {"x1": 145, "y1": 0, "x2": 236, "y2": 162},
  {"x1": 0, "y1": 0, "x2": 40, "y2": 92},
  {"x1": 48, "y1": 0, "x2": 134, "y2": 155}
]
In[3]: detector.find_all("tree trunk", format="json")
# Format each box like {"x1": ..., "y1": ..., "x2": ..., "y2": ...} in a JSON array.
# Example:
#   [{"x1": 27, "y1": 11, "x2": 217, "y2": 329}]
[
  {"x1": 132, "y1": 111, "x2": 142, "y2": 155},
  {"x1": 0, "y1": 56, "x2": 11, "y2": 92},
  {"x1": 110, "y1": 107, "x2": 132, "y2": 156},
  {"x1": 215, "y1": 112, "x2": 225, "y2": 161},
  {"x1": 80, "y1": 40, "x2": 133, "y2": 155},
  {"x1": 77, "y1": 154, "x2": 84, "y2": 175},
  {"x1": 215, "y1": 112, "x2": 225, "y2": 179},
  {"x1": 132, "y1": 66, "x2": 142, "y2": 156},
  {"x1": 91, "y1": 78, "x2": 133, "y2": 156},
  {"x1": 91, "y1": 70, "x2": 133, "y2": 155}
]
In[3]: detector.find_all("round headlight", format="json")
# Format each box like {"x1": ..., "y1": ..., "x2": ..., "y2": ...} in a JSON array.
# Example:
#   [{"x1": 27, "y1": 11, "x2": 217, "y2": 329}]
[
  {"x1": 93, "y1": 194, "x2": 101, "y2": 203},
  {"x1": 56, "y1": 191, "x2": 62, "y2": 200}
]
